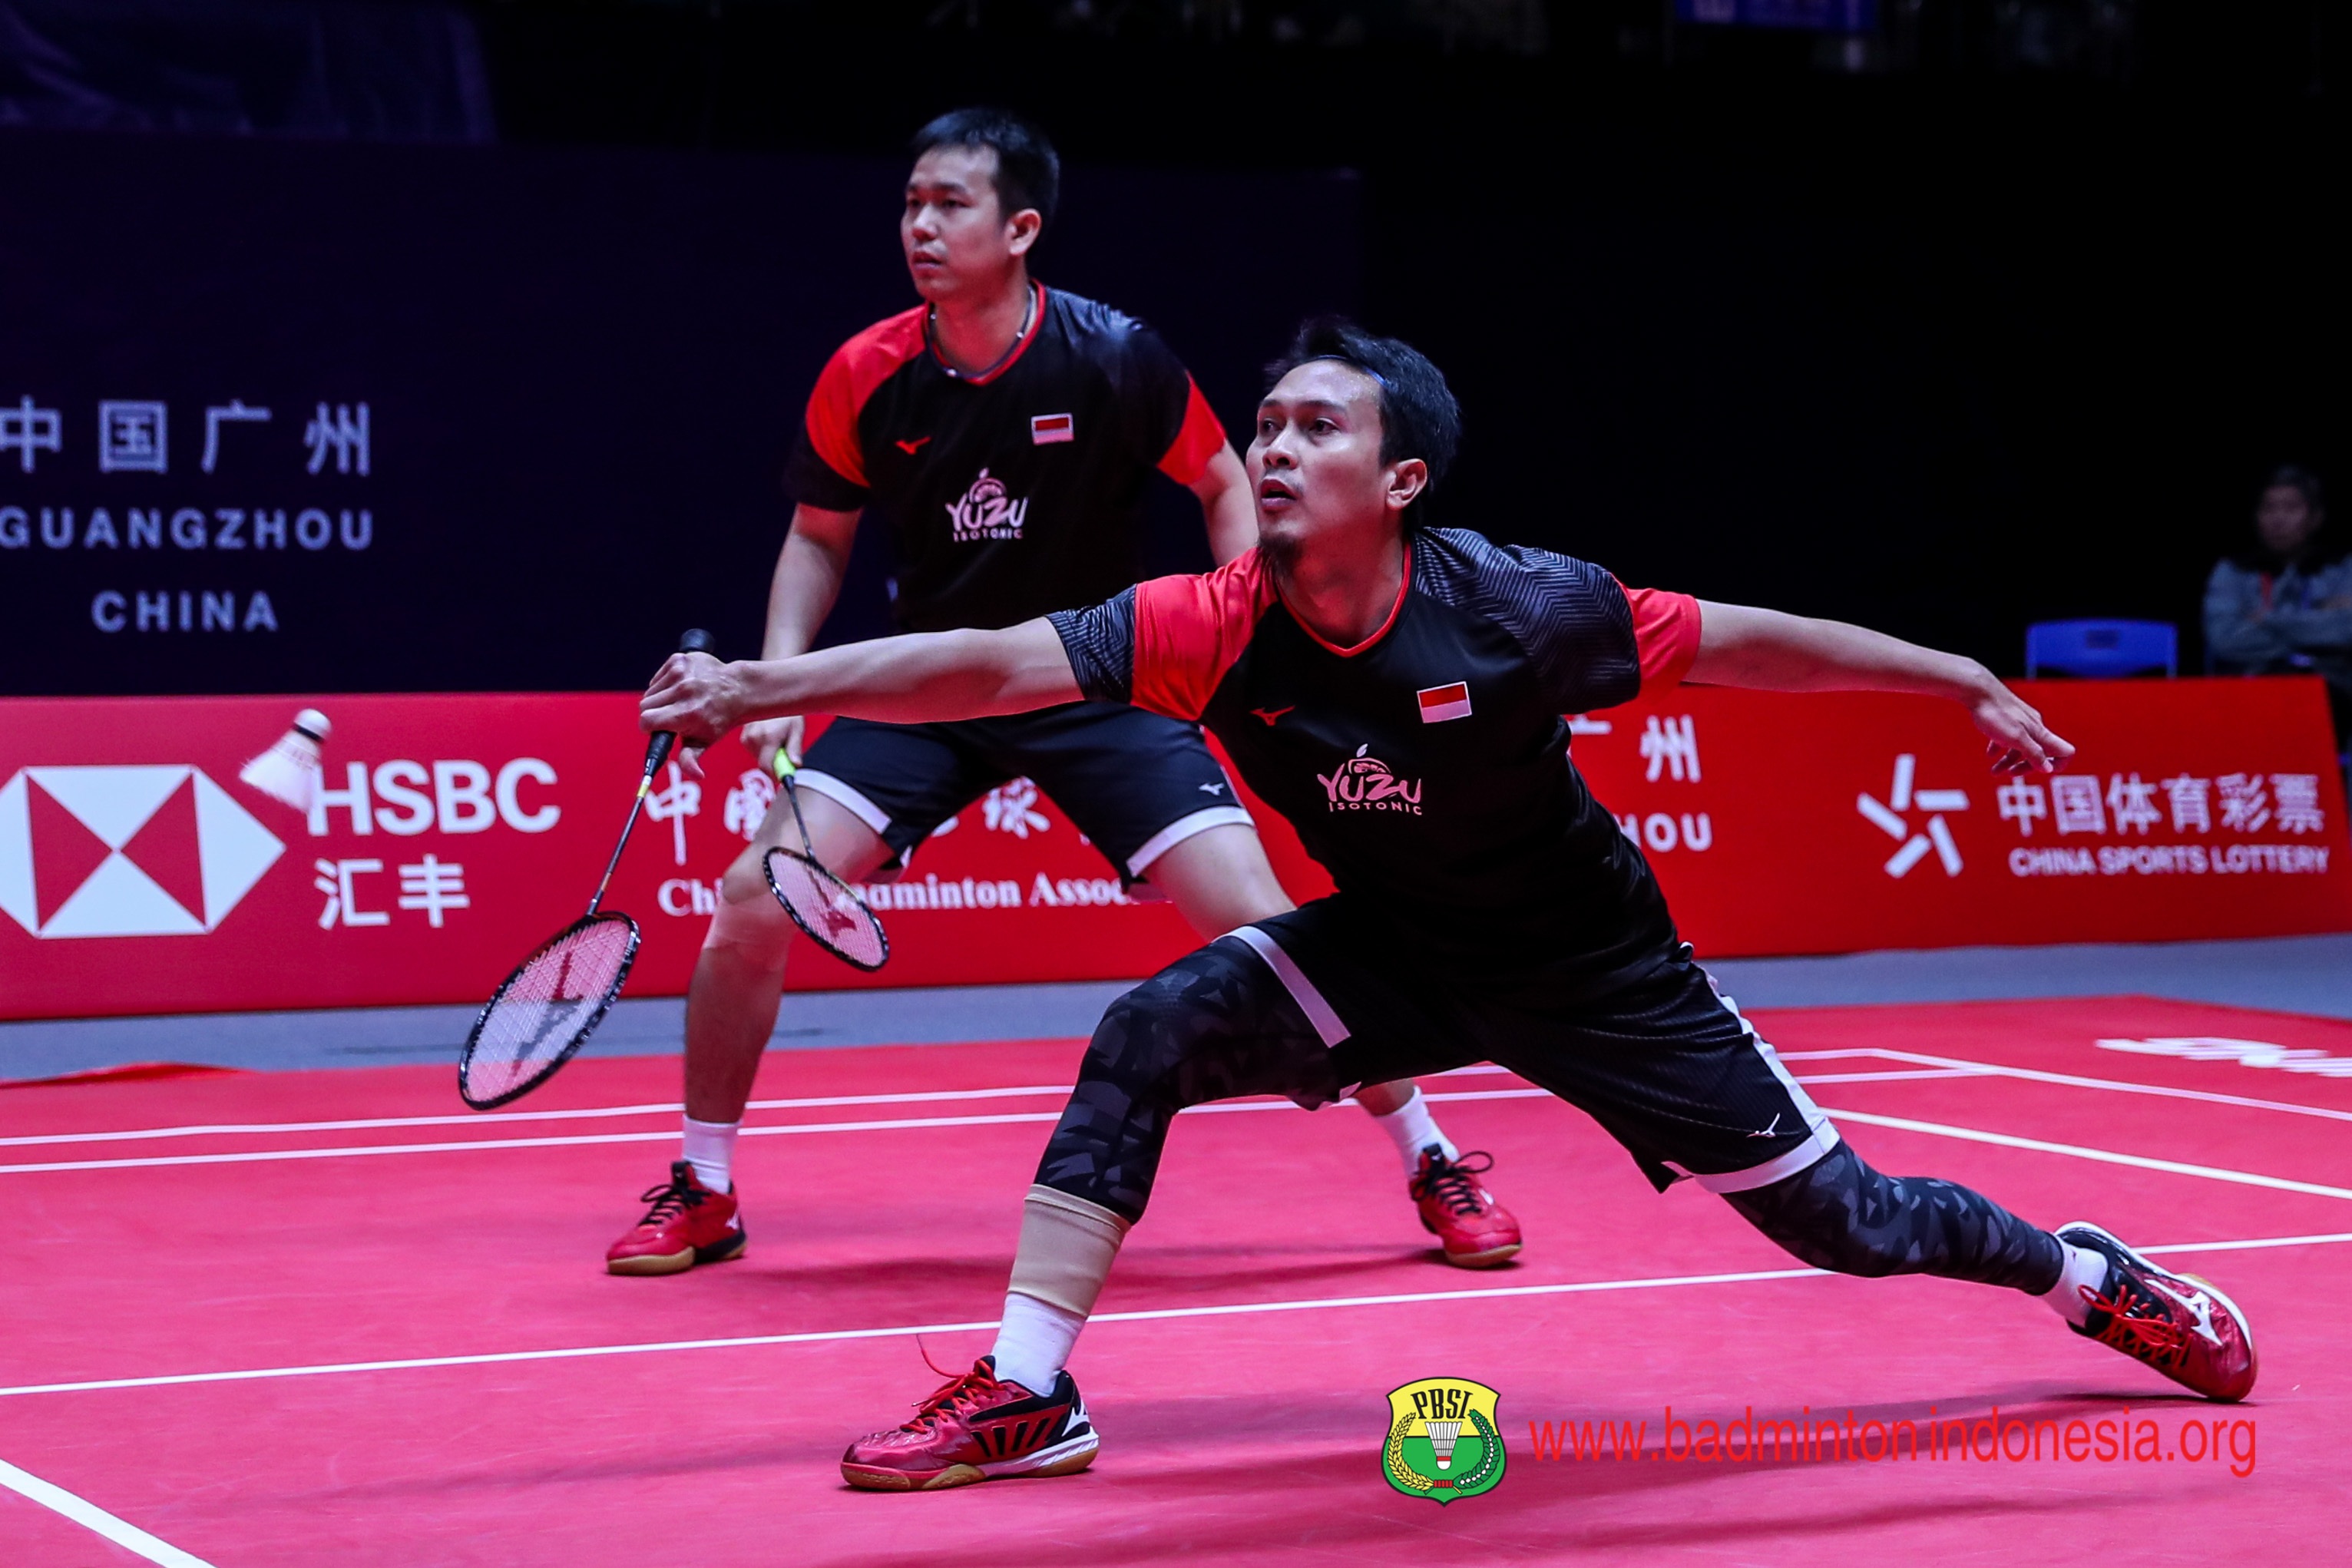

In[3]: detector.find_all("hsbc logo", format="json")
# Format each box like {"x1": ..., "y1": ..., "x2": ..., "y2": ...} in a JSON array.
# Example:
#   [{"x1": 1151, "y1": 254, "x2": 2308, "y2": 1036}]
[{"x1": 0, "y1": 766, "x2": 283, "y2": 938}]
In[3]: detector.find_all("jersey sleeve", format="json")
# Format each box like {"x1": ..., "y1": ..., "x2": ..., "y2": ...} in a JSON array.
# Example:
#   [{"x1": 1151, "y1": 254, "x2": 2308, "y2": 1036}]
[
  {"x1": 782, "y1": 346, "x2": 874, "y2": 512},
  {"x1": 1617, "y1": 581, "x2": 1704, "y2": 693},
  {"x1": 1047, "y1": 554, "x2": 1274, "y2": 720},
  {"x1": 1049, "y1": 588, "x2": 1139, "y2": 705},
  {"x1": 1113, "y1": 322, "x2": 1229, "y2": 487},
  {"x1": 781, "y1": 309, "x2": 928, "y2": 514},
  {"x1": 1416, "y1": 531, "x2": 1693, "y2": 715}
]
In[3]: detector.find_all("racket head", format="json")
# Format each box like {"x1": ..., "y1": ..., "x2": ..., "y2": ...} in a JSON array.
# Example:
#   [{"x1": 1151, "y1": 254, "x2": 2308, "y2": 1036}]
[
  {"x1": 762, "y1": 846, "x2": 889, "y2": 971},
  {"x1": 458, "y1": 911, "x2": 641, "y2": 1109}
]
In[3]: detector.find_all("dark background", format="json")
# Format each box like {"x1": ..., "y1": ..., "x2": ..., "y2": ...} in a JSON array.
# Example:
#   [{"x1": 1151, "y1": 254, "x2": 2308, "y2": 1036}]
[
  {"x1": 0, "y1": 131, "x2": 1358, "y2": 691},
  {"x1": 1, "y1": 0, "x2": 2341, "y2": 690}
]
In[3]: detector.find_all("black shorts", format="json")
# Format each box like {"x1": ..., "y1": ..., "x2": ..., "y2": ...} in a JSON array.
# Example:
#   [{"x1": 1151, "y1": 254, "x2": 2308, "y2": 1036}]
[
  {"x1": 1228, "y1": 897, "x2": 1840, "y2": 1193},
  {"x1": 798, "y1": 702, "x2": 1253, "y2": 882}
]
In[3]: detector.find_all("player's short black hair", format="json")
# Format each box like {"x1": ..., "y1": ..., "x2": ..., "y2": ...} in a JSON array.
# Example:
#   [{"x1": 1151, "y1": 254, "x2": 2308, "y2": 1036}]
[
  {"x1": 1265, "y1": 319, "x2": 1463, "y2": 511},
  {"x1": 911, "y1": 107, "x2": 1060, "y2": 232},
  {"x1": 2264, "y1": 463, "x2": 2324, "y2": 513}
]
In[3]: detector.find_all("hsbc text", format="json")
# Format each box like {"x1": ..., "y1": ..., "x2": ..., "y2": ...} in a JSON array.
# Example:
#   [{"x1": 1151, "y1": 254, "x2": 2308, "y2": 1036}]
[{"x1": 306, "y1": 759, "x2": 561, "y2": 837}]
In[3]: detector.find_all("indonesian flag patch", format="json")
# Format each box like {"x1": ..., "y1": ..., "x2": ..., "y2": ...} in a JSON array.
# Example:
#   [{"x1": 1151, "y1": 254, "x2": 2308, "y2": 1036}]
[
  {"x1": 1030, "y1": 412, "x2": 1074, "y2": 445},
  {"x1": 1417, "y1": 682, "x2": 1472, "y2": 723}
]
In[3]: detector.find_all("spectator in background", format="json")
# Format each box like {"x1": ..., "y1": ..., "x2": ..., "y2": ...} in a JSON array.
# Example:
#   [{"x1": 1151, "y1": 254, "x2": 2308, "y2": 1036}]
[{"x1": 2205, "y1": 465, "x2": 2352, "y2": 750}]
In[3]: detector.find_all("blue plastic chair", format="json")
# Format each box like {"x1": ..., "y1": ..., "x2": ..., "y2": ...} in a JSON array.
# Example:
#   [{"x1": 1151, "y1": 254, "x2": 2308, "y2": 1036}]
[{"x1": 2024, "y1": 620, "x2": 2177, "y2": 679}]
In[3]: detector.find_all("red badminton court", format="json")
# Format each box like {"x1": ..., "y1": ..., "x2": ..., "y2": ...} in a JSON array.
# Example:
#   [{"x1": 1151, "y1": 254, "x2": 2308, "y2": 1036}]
[{"x1": 5, "y1": 994, "x2": 2347, "y2": 1565}]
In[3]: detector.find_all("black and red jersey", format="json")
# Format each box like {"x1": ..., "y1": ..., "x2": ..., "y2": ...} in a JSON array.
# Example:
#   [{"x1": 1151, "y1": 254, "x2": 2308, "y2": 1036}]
[
  {"x1": 1049, "y1": 528, "x2": 1703, "y2": 990},
  {"x1": 783, "y1": 283, "x2": 1229, "y2": 633}
]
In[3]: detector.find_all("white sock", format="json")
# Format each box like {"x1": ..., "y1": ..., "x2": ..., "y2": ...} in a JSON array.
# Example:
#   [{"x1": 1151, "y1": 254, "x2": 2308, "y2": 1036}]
[
  {"x1": 1368, "y1": 1088, "x2": 1457, "y2": 1176},
  {"x1": 2042, "y1": 1240, "x2": 2109, "y2": 1328},
  {"x1": 680, "y1": 1116, "x2": 739, "y2": 1192},
  {"x1": 991, "y1": 1292, "x2": 1085, "y2": 1394}
]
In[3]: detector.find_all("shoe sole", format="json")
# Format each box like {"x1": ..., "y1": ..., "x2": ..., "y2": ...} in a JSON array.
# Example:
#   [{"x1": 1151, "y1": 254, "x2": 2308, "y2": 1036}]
[
  {"x1": 2056, "y1": 1219, "x2": 2259, "y2": 1400},
  {"x1": 606, "y1": 1232, "x2": 748, "y2": 1277},
  {"x1": 1417, "y1": 1214, "x2": 1525, "y2": 1269},
  {"x1": 1441, "y1": 1242, "x2": 1523, "y2": 1269},
  {"x1": 842, "y1": 1432, "x2": 1100, "y2": 1493}
]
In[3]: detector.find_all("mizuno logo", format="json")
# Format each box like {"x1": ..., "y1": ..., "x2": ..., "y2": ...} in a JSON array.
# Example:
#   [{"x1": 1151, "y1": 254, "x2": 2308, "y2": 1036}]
[
  {"x1": 895, "y1": 436, "x2": 932, "y2": 454},
  {"x1": 1252, "y1": 706, "x2": 1294, "y2": 726},
  {"x1": 2149, "y1": 1277, "x2": 2225, "y2": 1346}
]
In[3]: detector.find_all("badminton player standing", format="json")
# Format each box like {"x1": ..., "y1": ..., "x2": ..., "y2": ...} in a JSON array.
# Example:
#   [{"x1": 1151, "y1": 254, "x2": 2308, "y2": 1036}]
[
  {"x1": 604, "y1": 111, "x2": 1519, "y2": 1276},
  {"x1": 643, "y1": 319, "x2": 2259, "y2": 1490}
]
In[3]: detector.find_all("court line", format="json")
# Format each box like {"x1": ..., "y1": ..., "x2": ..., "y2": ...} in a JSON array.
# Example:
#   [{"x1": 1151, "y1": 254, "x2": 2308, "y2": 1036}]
[
  {"x1": 0, "y1": 1455, "x2": 215, "y2": 1567},
  {"x1": 0, "y1": 1068, "x2": 1955, "y2": 1155},
  {"x1": 7, "y1": 1079, "x2": 2346, "y2": 1192},
  {"x1": 4, "y1": 1060, "x2": 1513, "y2": 1150},
  {"x1": 0, "y1": 1090, "x2": 1560, "y2": 1174},
  {"x1": 5, "y1": 1229, "x2": 2342, "y2": 1402},
  {"x1": 41, "y1": 1030, "x2": 2343, "y2": 1153},
  {"x1": 1786, "y1": 1047, "x2": 2352, "y2": 1126},
  {"x1": 0, "y1": 1084, "x2": 1079, "y2": 1150},
  {"x1": 19, "y1": 1034, "x2": 2343, "y2": 1153},
  {"x1": 1821, "y1": 1107, "x2": 2352, "y2": 1202}
]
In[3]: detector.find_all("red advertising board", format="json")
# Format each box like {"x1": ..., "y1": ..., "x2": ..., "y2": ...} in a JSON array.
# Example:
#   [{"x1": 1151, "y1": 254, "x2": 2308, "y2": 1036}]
[
  {"x1": 1, "y1": 678, "x2": 2345, "y2": 1021},
  {"x1": 1566, "y1": 676, "x2": 2352, "y2": 954}
]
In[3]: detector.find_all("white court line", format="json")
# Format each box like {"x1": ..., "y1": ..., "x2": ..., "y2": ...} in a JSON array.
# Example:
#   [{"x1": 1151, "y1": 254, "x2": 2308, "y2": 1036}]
[
  {"x1": 1785, "y1": 1047, "x2": 2352, "y2": 1126},
  {"x1": 0, "y1": 1084, "x2": 1077, "y2": 1150},
  {"x1": 5, "y1": 1229, "x2": 2344, "y2": 1403},
  {"x1": 1821, "y1": 1107, "x2": 2352, "y2": 1202},
  {"x1": 40, "y1": 1030, "x2": 2341, "y2": 1154},
  {"x1": 0, "y1": 1064, "x2": 1523, "y2": 1152},
  {"x1": 0, "y1": 1455, "x2": 215, "y2": 1567},
  {"x1": 0, "y1": 1089, "x2": 1554, "y2": 1175},
  {"x1": 1786, "y1": 1069, "x2": 1985, "y2": 1085}
]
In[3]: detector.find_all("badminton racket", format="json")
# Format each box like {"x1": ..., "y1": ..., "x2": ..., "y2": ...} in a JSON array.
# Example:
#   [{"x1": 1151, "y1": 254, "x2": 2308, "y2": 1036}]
[
  {"x1": 762, "y1": 751, "x2": 889, "y2": 971},
  {"x1": 458, "y1": 628, "x2": 715, "y2": 1109}
]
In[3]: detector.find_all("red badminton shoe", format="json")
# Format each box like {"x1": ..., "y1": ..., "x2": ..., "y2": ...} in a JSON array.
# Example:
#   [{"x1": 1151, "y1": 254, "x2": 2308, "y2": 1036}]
[
  {"x1": 604, "y1": 1160, "x2": 746, "y2": 1276},
  {"x1": 1410, "y1": 1147, "x2": 1523, "y2": 1269},
  {"x1": 842, "y1": 1356, "x2": 1098, "y2": 1492},
  {"x1": 2057, "y1": 1222, "x2": 2258, "y2": 1402}
]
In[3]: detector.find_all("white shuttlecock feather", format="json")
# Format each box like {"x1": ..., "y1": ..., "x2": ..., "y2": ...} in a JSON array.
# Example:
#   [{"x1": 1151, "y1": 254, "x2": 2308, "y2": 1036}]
[
  {"x1": 1424, "y1": 1420, "x2": 1464, "y2": 1468},
  {"x1": 240, "y1": 708, "x2": 332, "y2": 812}
]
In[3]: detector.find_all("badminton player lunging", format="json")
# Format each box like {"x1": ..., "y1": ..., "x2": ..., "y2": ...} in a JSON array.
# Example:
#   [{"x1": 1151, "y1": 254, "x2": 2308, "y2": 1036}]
[
  {"x1": 604, "y1": 110, "x2": 1520, "y2": 1277},
  {"x1": 642, "y1": 319, "x2": 2258, "y2": 1490}
]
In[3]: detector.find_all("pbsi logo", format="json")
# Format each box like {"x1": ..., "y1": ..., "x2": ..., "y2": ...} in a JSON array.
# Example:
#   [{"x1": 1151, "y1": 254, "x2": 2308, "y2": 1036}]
[
  {"x1": 0, "y1": 766, "x2": 282, "y2": 938},
  {"x1": 946, "y1": 468, "x2": 1028, "y2": 542},
  {"x1": 1383, "y1": 1378, "x2": 1506, "y2": 1503},
  {"x1": 1318, "y1": 744, "x2": 1423, "y2": 815}
]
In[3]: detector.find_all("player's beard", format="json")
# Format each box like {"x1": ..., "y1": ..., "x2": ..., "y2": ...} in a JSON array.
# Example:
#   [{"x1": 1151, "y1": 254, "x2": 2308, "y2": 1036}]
[{"x1": 1258, "y1": 525, "x2": 1304, "y2": 577}]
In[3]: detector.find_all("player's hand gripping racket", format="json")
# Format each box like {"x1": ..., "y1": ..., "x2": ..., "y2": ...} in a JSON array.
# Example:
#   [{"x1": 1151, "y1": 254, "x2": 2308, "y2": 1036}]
[
  {"x1": 458, "y1": 629, "x2": 716, "y2": 1109},
  {"x1": 762, "y1": 752, "x2": 889, "y2": 971}
]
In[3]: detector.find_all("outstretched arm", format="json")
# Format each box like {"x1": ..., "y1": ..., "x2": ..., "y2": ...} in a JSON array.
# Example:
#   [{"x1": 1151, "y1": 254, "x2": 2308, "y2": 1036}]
[
  {"x1": 1687, "y1": 601, "x2": 2073, "y2": 776},
  {"x1": 640, "y1": 620, "x2": 1081, "y2": 749}
]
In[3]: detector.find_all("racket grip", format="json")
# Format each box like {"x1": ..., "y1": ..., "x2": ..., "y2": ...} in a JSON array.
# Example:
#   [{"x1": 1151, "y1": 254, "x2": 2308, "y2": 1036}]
[
  {"x1": 644, "y1": 730, "x2": 677, "y2": 776},
  {"x1": 642, "y1": 629, "x2": 716, "y2": 778}
]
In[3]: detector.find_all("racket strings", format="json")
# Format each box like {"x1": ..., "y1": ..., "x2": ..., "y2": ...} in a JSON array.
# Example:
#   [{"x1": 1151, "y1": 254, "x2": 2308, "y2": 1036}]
[
  {"x1": 461, "y1": 915, "x2": 637, "y2": 1107},
  {"x1": 764, "y1": 848, "x2": 888, "y2": 971}
]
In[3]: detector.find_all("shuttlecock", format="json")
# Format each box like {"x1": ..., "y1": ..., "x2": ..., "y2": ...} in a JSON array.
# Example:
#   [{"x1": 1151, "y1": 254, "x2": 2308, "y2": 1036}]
[{"x1": 240, "y1": 708, "x2": 331, "y2": 812}]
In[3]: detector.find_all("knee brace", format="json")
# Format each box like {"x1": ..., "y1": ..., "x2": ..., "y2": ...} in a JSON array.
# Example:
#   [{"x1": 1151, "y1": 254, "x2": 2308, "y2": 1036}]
[
  {"x1": 1032, "y1": 939, "x2": 1340, "y2": 1222},
  {"x1": 1725, "y1": 1142, "x2": 2062, "y2": 1294},
  {"x1": 700, "y1": 882, "x2": 795, "y2": 977}
]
